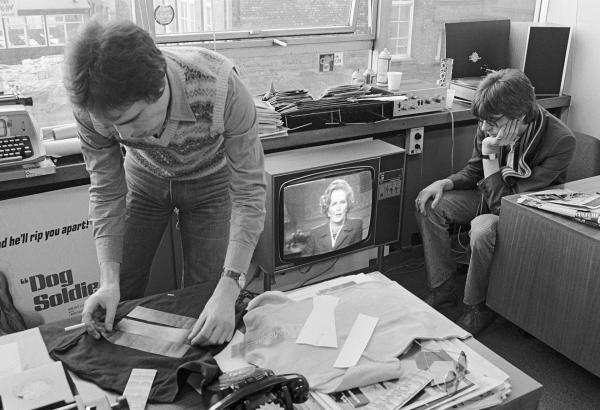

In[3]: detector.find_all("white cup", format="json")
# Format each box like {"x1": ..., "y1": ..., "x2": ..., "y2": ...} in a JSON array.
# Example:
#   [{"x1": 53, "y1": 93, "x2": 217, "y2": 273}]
[
  {"x1": 445, "y1": 88, "x2": 456, "y2": 109},
  {"x1": 387, "y1": 72, "x2": 403, "y2": 91}
]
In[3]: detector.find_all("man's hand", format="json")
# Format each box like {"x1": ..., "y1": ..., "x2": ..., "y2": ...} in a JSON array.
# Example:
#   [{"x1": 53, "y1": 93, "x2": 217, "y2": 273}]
[
  {"x1": 188, "y1": 277, "x2": 239, "y2": 346},
  {"x1": 81, "y1": 284, "x2": 120, "y2": 339},
  {"x1": 485, "y1": 117, "x2": 523, "y2": 148},
  {"x1": 415, "y1": 179, "x2": 453, "y2": 216}
]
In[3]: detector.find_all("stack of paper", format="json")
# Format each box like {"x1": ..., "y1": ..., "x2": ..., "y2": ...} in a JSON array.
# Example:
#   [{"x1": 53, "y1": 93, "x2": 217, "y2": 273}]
[
  {"x1": 518, "y1": 188, "x2": 600, "y2": 228},
  {"x1": 254, "y1": 99, "x2": 288, "y2": 139},
  {"x1": 310, "y1": 338, "x2": 511, "y2": 410},
  {"x1": 262, "y1": 88, "x2": 315, "y2": 114}
]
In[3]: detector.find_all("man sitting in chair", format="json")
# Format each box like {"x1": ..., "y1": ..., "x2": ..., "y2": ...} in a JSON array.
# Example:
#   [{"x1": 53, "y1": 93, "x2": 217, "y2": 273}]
[{"x1": 415, "y1": 69, "x2": 575, "y2": 335}]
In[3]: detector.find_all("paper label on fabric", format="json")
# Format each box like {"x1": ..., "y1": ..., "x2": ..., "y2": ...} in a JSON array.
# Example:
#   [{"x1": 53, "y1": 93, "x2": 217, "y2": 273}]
[
  {"x1": 123, "y1": 368, "x2": 157, "y2": 410},
  {"x1": 214, "y1": 330, "x2": 252, "y2": 373},
  {"x1": 126, "y1": 306, "x2": 196, "y2": 329},
  {"x1": 116, "y1": 318, "x2": 190, "y2": 344},
  {"x1": 333, "y1": 314, "x2": 379, "y2": 368},
  {"x1": 103, "y1": 330, "x2": 190, "y2": 358},
  {"x1": 296, "y1": 295, "x2": 339, "y2": 348}
]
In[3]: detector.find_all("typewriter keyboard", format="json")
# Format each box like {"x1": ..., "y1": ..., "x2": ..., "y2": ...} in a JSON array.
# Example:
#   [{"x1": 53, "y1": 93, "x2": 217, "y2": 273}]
[{"x1": 0, "y1": 136, "x2": 34, "y2": 164}]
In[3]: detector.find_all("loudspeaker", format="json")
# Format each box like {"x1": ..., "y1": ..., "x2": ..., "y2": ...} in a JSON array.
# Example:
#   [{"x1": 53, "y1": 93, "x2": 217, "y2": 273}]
[{"x1": 509, "y1": 22, "x2": 571, "y2": 96}]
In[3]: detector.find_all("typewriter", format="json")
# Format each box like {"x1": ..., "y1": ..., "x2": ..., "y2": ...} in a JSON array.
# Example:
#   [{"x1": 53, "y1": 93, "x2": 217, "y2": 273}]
[{"x1": 0, "y1": 94, "x2": 46, "y2": 169}]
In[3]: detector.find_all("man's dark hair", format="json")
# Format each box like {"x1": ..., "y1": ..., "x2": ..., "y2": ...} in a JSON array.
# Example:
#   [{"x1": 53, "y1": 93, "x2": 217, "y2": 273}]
[
  {"x1": 63, "y1": 18, "x2": 167, "y2": 115},
  {"x1": 471, "y1": 69, "x2": 537, "y2": 124}
]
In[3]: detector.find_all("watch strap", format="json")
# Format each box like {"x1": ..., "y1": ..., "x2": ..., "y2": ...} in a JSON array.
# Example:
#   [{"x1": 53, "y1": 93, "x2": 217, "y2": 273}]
[
  {"x1": 221, "y1": 269, "x2": 242, "y2": 281},
  {"x1": 221, "y1": 269, "x2": 246, "y2": 288},
  {"x1": 480, "y1": 153, "x2": 498, "y2": 160}
]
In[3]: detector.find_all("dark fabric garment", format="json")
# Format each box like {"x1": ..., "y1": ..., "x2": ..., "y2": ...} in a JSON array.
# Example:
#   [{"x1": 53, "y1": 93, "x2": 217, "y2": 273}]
[{"x1": 39, "y1": 284, "x2": 250, "y2": 403}]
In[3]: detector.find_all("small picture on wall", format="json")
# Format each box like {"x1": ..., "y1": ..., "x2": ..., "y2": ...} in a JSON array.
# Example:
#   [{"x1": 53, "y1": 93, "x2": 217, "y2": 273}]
[{"x1": 319, "y1": 53, "x2": 335, "y2": 72}]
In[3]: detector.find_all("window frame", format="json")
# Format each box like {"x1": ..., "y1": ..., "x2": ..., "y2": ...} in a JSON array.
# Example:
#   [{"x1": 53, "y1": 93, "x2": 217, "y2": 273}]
[{"x1": 135, "y1": 0, "x2": 364, "y2": 45}]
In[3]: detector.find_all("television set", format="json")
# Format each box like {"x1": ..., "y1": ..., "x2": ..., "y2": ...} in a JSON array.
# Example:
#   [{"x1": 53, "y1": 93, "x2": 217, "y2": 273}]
[
  {"x1": 445, "y1": 19, "x2": 510, "y2": 79},
  {"x1": 253, "y1": 139, "x2": 405, "y2": 289}
]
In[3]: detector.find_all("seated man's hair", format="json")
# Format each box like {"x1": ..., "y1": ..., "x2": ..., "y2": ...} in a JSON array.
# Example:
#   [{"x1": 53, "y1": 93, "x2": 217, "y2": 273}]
[
  {"x1": 471, "y1": 69, "x2": 537, "y2": 123},
  {"x1": 63, "y1": 18, "x2": 167, "y2": 115}
]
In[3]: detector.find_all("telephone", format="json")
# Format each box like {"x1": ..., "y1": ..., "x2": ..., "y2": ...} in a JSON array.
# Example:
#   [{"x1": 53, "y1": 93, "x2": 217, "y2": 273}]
[{"x1": 208, "y1": 370, "x2": 309, "y2": 410}]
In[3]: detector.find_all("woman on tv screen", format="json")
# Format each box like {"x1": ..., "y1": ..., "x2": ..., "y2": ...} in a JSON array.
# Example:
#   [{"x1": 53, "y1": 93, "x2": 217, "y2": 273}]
[{"x1": 302, "y1": 178, "x2": 363, "y2": 256}]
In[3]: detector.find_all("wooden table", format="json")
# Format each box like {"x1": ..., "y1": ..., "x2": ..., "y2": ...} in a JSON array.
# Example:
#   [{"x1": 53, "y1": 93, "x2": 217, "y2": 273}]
[{"x1": 487, "y1": 176, "x2": 600, "y2": 377}]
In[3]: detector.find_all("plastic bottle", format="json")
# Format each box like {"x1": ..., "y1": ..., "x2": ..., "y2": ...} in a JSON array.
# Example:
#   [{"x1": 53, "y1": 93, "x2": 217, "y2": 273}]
[
  {"x1": 363, "y1": 67, "x2": 375, "y2": 85},
  {"x1": 376, "y1": 48, "x2": 392, "y2": 86},
  {"x1": 351, "y1": 68, "x2": 365, "y2": 85}
]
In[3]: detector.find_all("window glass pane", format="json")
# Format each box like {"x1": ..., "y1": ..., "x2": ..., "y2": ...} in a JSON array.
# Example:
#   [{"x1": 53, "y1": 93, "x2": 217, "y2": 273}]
[
  {"x1": 0, "y1": 2, "x2": 135, "y2": 128},
  {"x1": 153, "y1": 0, "x2": 355, "y2": 35},
  {"x1": 47, "y1": 15, "x2": 67, "y2": 45},
  {"x1": 26, "y1": 16, "x2": 46, "y2": 46},
  {"x1": 5, "y1": 17, "x2": 27, "y2": 47}
]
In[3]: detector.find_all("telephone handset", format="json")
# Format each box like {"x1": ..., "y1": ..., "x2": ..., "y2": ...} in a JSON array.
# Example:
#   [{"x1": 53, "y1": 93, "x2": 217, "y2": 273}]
[{"x1": 208, "y1": 372, "x2": 309, "y2": 410}]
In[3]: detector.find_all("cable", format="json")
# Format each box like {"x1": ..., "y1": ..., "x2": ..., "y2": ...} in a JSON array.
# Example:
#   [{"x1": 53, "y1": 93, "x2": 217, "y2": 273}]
[
  {"x1": 297, "y1": 258, "x2": 339, "y2": 288},
  {"x1": 445, "y1": 107, "x2": 456, "y2": 173}
]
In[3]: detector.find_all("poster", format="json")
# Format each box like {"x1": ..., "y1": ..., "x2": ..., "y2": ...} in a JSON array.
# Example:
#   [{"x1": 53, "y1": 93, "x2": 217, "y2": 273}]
[{"x1": 0, "y1": 185, "x2": 100, "y2": 327}]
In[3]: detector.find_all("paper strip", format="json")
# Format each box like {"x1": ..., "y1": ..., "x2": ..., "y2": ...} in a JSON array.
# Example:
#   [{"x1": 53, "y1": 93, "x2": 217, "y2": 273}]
[
  {"x1": 333, "y1": 314, "x2": 379, "y2": 368},
  {"x1": 296, "y1": 295, "x2": 339, "y2": 348},
  {"x1": 116, "y1": 318, "x2": 190, "y2": 344},
  {"x1": 103, "y1": 330, "x2": 190, "y2": 358},
  {"x1": 123, "y1": 368, "x2": 157, "y2": 410},
  {"x1": 126, "y1": 306, "x2": 196, "y2": 329}
]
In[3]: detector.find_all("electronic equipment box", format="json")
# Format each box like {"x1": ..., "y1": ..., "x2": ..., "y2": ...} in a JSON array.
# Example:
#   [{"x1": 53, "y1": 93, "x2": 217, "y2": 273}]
[{"x1": 388, "y1": 86, "x2": 448, "y2": 117}]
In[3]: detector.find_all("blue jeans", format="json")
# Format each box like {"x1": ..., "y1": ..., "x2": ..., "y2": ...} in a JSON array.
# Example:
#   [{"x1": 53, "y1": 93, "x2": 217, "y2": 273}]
[
  {"x1": 120, "y1": 158, "x2": 231, "y2": 300},
  {"x1": 415, "y1": 190, "x2": 498, "y2": 305}
]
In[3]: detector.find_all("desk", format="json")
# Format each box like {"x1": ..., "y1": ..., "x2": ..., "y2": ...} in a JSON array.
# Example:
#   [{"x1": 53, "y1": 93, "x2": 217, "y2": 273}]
[
  {"x1": 37, "y1": 273, "x2": 541, "y2": 410},
  {"x1": 487, "y1": 176, "x2": 600, "y2": 377}
]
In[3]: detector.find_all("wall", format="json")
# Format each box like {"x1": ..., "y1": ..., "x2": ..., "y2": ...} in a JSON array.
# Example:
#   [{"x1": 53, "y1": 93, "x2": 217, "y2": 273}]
[{"x1": 546, "y1": 0, "x2": 600, "y2": 136}]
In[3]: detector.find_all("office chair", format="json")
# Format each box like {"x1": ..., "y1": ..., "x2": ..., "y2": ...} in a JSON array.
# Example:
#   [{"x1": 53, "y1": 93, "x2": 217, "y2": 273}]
[{"x1": 566, "y1": 132, "x2": 600, "y2": 182}]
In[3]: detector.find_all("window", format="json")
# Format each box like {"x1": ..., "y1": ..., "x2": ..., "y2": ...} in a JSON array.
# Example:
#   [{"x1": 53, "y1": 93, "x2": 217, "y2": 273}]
[
  {"x1": 148, "y1": 0, "x2": 359, "y2": 43},
  {"x1": 386, "y1": 0, "x2": 414, "y2": 58}
]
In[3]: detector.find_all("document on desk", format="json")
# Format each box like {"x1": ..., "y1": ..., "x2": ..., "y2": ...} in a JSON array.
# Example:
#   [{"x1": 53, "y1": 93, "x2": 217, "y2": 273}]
[{"x1": 0, "y1": 342, "x2": 22, "y2": 378}]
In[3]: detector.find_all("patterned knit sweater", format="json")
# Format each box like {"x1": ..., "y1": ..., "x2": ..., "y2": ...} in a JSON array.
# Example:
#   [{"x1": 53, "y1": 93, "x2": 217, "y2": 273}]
[{"x1": 119, "y1": 47, "x2": 233, "y2": 180}]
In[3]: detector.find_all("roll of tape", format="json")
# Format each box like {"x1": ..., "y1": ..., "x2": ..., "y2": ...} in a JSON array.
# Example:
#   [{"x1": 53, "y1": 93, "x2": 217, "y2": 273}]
[{"x1": 43, "y1": 138, "x2": 81, "y2": 157}]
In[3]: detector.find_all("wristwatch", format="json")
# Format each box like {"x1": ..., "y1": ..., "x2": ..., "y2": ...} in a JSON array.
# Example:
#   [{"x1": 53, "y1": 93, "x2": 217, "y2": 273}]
[
  {"x1": 480, "y1": 153, "x2": 498, "y2": 160},
  {"x1": 221, "y1": 269, "x2": 246, "y2": 288}
]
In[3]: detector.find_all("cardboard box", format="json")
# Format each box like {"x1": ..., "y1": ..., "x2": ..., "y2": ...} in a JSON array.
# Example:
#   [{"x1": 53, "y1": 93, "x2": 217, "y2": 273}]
[{"x1": 0, "y1": 185, "x2": 100, "y2": 327}]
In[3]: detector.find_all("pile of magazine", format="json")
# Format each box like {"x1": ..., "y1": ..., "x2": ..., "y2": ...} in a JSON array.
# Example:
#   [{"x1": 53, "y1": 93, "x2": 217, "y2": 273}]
[
  {"x1": 303, "y1": 338, "x2": 511, "y2": 410},
  {"x1": 254, "y1": 98, "x2": 288, "y2": 139},
  {"x1": 517, "y1": 189, "x2": 600, "y2": 228}
]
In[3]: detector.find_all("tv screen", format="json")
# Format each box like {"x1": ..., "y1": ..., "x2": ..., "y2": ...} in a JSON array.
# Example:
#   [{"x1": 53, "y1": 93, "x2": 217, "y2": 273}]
[
  {"x1": 281, "y1": 168, "x2": 372, "y2": 260},
  {"x1": 445, "y1": 19, "x2": 510, "y2": 79}
]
